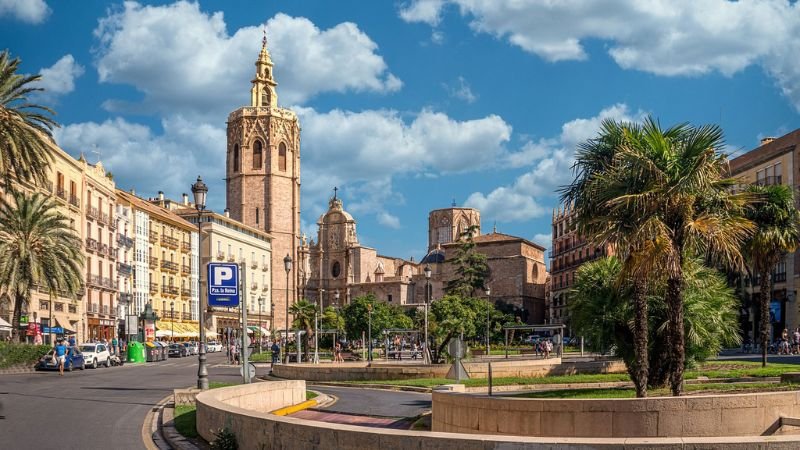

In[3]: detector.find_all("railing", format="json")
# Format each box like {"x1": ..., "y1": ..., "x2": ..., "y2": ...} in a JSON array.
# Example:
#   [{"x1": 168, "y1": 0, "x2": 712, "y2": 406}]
[
  {"x1": 181, "y1": 264, "x2": 191, "y2": 275},
  {"x1": 551, "y1": 252, "x2": 604, "y2": 274},
  {"x1": 118, "y1": 263, "x2": 132, "y2": 275},
  {"x1": 117, "y1": 235, "x2": 134, "y2": 247},
  {"x1": 68, "y1": 305, "x2": 77, "y2": 314},
  {"x1": 217, "y1": 252, "x2": 225, "y2": 261},
  {"x1": 85, "y1": 237, "x2": 98, "y2": 252},
  {"x1": 181, "y1": 241, "x2": 191, "y2": 253},
  {"x1": 69, "y1": 195, "x2": 80, "y2": 208},
  {"x1": 149, "y1": 230, "x2": 159, "y2": 243},
  {"x1": 181, "y1": 288, "x2": 191, "y2": 297},
  {"x1": 549, "y1": 240, "x2": 589, "y2": 259},
  {"x1": 251, "y1": 261, "x2": 259, "y2": 269},
  {"x1": 161, "y1": 260, "x2": 179, "y2": 272},
  {"x1": 56, "y1": 187, "x2": 67, "y2": 201},
  {"x1": 102, "y1": 277, "x2": 116, "y2": 290},
  {"x1": 161, "y1": 235, "x2": 179, "y2": 249},
  {"x1": 109, "y1": 218, "x2": 117, "y2": 230},
  {"x1": 162, "y1": 285, "x2": 179, "y2": 296},
  {"x1": 149, "y1": 257, "x2": 159, "y2": 269},
  {"x1": 262, "y1": 265, "x2": 268, "y2": 272},
  {"x1": 87, "y1": 274, "x2": 102, "y2": 287},
  {"x1": 54, "y1": 302, "x2": 64, "y2": 312},
  {"x1": 774, "y1": 272, "x2": 787, "y2": 283},
  {"x1": 87, "y1": 206, "x2": 99, "y2": 221},
  {"x1": 182, "y1": 312, "x2": 192, "y2": 321},
  {"x1": 102, "y1": 305, "x2": 110, "y2": 315},
  {"x1": 98, "y1": 212, "x2": 109, "y2": 226},
  {"x1": 42, "y1": 180, "x2": 53, "y2": 193},
  {"x1": 99, "y1": 243, "x2": 108, "y2": 256},
  {"x1": 89, "y1": 303, "x2": 99, "y2": 313},
  {"x1": 108, "y1": 247, "x2": 118, "y2": 260},
  {"x1": 755, "y1": 176, "x2": 782, "y2": 186},
  {"x1": 119, "y1": 293, "x2": 132, "y2": 303},
  {"x1": 149, "y1": 282, "x2": 159, "y2": 294}
]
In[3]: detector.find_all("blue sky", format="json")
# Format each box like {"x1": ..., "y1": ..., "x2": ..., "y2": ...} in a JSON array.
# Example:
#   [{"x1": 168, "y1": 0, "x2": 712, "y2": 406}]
[{"x1": 3, "y1": 0, "x2": 799, "y2": 264}]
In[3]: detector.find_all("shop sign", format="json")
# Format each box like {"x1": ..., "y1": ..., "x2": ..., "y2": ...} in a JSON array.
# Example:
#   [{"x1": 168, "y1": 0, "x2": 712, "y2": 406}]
[
  {"x1": 26, "y1": 322, "x2": 40, "y2": 336},
  {"x1": 19, "y1": 315, "x2": 28, "y2": 327},
  {"x1": 42, "y1": 327, "x2": 64, "y2": 334},
  {"x1": 126, "y1": 314, "x2": 139, "y2": 335},
  {"x1": 144, "y1": 320, "x2": 155, "y2": 342}
]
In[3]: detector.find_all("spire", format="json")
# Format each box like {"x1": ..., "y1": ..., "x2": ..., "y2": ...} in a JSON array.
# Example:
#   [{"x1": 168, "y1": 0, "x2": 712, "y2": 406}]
[
  {"x1": 493, "y1": 221, "x2": 497, "y2": 233},
  {"x1": 251, "y1": 24, "x2": 278, "y2": 108}
]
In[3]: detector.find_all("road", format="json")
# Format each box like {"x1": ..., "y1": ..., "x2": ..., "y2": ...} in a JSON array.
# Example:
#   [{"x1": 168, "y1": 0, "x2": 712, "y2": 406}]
[
  {"x1": 309, "y1": 385, "x2": 431, "y2": 418},
  {"x1": 0, "y1": 351, "x2": 242, "y2": 450}
]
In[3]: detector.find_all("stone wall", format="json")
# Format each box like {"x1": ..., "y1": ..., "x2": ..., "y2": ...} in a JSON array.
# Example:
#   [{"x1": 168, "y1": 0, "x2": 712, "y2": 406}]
[{"x1": 432, "y1": 389, "x2": 800, "y2": 438}]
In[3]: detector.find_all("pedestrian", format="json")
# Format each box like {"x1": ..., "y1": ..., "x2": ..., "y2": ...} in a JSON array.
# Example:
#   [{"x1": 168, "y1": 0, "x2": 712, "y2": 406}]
[
  {"x1": 112, "y1": 336, "x2": 118, "y2": 355},
  {"x1": 228, "y1": 342, "x2": 236, "y2": 364},
  {"x1": 782, "y1": 329, "x2": 790, "y2": 355},
  {"x1": 794, "y1": 328, "x2": 800, "y2": 354},
  {"x1": 68, "y1": 335, "x2": 76, "y2": 347},
  {"x1": 271, "y1": 340, "x2": 280, "y2": 364},
  {"x1": 334, "y1": 342, "x2": 343, "y2": 363},
  {"x1": 54, "y1": 339, "x2": 68, "y2": 376}
]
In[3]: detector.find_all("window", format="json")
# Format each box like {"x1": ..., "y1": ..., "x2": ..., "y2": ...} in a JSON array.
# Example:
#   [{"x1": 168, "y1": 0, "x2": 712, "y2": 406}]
[
  {"x1": 331, "y1": 261, "x2": 341, "y2": 278},
  {"x1": 436, "y1": 226, "x2": 451, "y2": 244},
  {"x1": 233, "y1": 144, "x2": 240, "y2": 172},
  {"x1": 86, "y1": 222, "x2": 92, "y2": 238},
  {"x1": 256, "y1": 208, "x2": 259, "y2": 225},
  {"x1": 278, "y1": 142, "x2": 287, "y2": 171},
  {"x1": 388, "y1": 294, "x2": 393, "y2": 303},
  {"x1": 253, "y1": 140, "x2": 263, "y2": 169}
]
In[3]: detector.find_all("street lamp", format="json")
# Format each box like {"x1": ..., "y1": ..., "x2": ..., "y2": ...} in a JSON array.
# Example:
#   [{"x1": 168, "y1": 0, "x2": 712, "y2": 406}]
[
  {"x1": 258, "y1": 297, "x2": 264, "y2": 353},
  {"x1": 283, "y1": 254, "x2": 292, "y2": 364},
  {"x1": 170, "y1": 301, "x2": 174, "y2": 343},
  {"x1": 191, "y1": 175, "x2": 209, "y2": 390},
  {"x1": 485, "y1": 287, "x2": 491, "y2": 354},
  {"x1": 313, "y1": 297, "x2": 319, "y2": 364},
  {"x1": 423, "y1": 264, "x2": 431, "y2": 364},
  {"x1": 367, "y1": 303, "x2": 373, "y2": 362}
]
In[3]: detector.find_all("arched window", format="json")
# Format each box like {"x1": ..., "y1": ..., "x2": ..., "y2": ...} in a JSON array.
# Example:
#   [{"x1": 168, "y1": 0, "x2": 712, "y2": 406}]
[
  {"x1": 232, "y1": 144, "x2": 240, "y2": 172},
  {"x1": 278, "y1": 142, "x2": 287, "y2": 172},
  {"x1": 252, "y1": 140, "x2": 263, "y2": 169}
]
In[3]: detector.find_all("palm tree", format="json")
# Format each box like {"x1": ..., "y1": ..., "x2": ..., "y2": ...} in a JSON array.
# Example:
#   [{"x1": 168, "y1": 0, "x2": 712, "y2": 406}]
[
  {"x1": 0, "y1": 50, "x2": 59, "y2": 189},
  {"x1": 290, "y1": 299, "x2": 317, "y2": 361},
  {"x1": 0, "y1": 192, "x2": 83, "y2": 342},
  {"x1": 742, "y1": 184, "x2": 800, "y2": 367}
]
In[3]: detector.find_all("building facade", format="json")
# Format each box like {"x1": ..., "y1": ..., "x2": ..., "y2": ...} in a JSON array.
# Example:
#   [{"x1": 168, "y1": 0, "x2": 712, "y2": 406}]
[
  {"x1": 225, "y1": 37, "x2": 300, "y2": 338},
  {"x1": 729, "y1": 129, "x2": 800, "y2": 341},
  {"x1": 115, "y1": 201, "x2": 134, "y2": 338}
]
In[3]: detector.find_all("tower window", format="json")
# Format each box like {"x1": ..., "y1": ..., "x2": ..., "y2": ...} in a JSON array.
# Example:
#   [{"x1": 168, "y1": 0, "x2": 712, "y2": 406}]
[
  {"x1": 253, "y1": 140, "x2": 263, "y2": 169},
  {"x1": 278, "y1": 142, "x2": 287, "y2": 172},
  {"x1": 256, "y1": 208, "x2": 260, "y2": 224},
  {"x1": 233, "y1": 144, "x2": 240, "y2": 172}
]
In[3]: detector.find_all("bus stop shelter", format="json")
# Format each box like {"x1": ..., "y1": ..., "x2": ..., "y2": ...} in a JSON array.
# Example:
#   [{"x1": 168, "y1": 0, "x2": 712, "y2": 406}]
[{"x1": 502, "y1": 324, "x2": 566, "y2": 358}]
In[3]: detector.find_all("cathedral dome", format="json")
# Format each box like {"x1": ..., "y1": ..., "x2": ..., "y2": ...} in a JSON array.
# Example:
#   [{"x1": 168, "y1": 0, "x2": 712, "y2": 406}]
[{"x1": 421, "y1": 248, "x2": 445, "y2": 264}]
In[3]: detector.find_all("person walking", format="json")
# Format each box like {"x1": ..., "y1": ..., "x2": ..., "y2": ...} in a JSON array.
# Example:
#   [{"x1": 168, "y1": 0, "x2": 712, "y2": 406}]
[
  {"x1": 271, "y1": 340, "x2": 280, "y2": 364},
  {"x1": 334, "y1": 342, "x2": 343, "y2": 363},
  {"x1": 54, "y1": 339, "x2": 68, "y2": 376}
]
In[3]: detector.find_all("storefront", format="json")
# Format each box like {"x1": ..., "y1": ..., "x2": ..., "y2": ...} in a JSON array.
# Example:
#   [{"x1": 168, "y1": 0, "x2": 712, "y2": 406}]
[{"x1": 87, "y1": 318, "x2": 116, "y2": 341}]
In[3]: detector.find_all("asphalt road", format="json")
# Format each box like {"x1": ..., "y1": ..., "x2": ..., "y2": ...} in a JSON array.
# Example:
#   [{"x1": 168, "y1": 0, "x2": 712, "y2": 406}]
[
  {"x1": 310, "y1": 385, "x2": 431, "y2": 418},
  {"x1": 0, "y1": 351, "x2": 241, "y2": 450}
]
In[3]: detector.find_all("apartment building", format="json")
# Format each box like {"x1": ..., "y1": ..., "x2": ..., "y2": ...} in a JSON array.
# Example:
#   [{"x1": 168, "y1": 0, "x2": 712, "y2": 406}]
[{"x1": 115, "y1": 201, "x2": 134, "y2": 337}]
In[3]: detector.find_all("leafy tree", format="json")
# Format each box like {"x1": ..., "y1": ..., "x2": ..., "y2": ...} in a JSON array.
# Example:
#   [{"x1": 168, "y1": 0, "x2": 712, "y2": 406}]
[
  {"x1": 320, "y1": 306, "x2": 345, "y2": 332},
  {"x1": 445, "y1": 225, "x2": 490, "y2": 298},
  {"x1": 0, "y1": 192, "x2": 83, "y2": 341},
  {"x1": 290, "y1": 299, "x2": 317, "y2": 361},
  {"x1": 0, "y1": 50, "x2": 59, "y2": 189},
  {"x1": 570, "y1": 257, "x2": 741, "y2": 388},
  {"x1": 430, "y1": 295, "x2": 480, "y2": 362},
  {"x1": 341, "y1": 294, "x2": 409, "y2": 346},
  {"x1": 742, "y1": 184, "x2": 800, "y2": 367}
]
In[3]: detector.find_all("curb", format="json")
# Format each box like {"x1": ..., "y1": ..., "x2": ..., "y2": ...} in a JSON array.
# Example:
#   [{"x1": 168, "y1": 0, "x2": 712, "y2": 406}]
[
  {"x1": 143, "y1": 395, "x2": 172, "y2": 450},
  {"x1": 0, "y1": 364, "x2": 36, "y2": 375},
  {"x1": 271, "y1": 399, "x2": 318, "y2": 416},
  {"x1": 161, "y1": 402, "x2": 202, "y2": 450}
]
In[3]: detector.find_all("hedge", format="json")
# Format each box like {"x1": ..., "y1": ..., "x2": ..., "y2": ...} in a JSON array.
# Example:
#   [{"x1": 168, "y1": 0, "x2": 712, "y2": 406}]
[{"x1": 0, "y1": 342, "x2": 51, "y2": 368}]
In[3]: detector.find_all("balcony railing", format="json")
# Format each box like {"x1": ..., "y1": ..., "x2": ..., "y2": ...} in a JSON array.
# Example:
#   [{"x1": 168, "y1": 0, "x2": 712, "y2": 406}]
[
  {"x1": 162, "y1": 285, "x2": 179, "y2": 297},
  {"x1": 98, "y1": 212, "x2": 110, "y2": 226},
  {"x1": 181, "y1": 241, "x2": 191, "y2": 253},
  {"x1": 99, "y1": 243, "x2": 108, "y2": 256},
  {"x1": 182, "y1": 312, "x2": 192, "y2": 321},
  {"x1": 68, "y1": 305, "x2": 77, "y2": 314},
  {"x1": 109, "y1": 218, "x2": 117, "y2": 230},
  {"x1": 117, "y1": 235, "x2": 134, "y2": 247},
  {"x1": 41, "y1": 179, "x2": 53, "y2": 194},
  {"x1": 87, "y1": 274, "x2": 102, "y2": 287},
  {"x1": 118, "y1": 263, "x2": 133, "y2": 276},
  {"x1": 262, "y1": 265, "x2": 268, "y2": 272},
  {"x1": 85, "y1": 237, "x2": 98, "y2": 252},
  {"x1": 149, "y1": 257, "x2": 159, "y2": 269},
  {"x1": 250, "y1": 261, "x2": 259, "y2": 269},
  {"x1": 102, "y1": 277, "x2": 116, "y2": 290},
  {"x1": 161, "y1": 260, "x2": 179, "y2": 273},
  {"x1": 87, "y1": 206, "x2": 99, "y2": 221},
  {"x1": 108, "y1": 247, "x2": 118, "y2": 260},
  {"x1": 149, "y1": 282, "x2": 159, "y2": 294},
  {"x1": 89, "y1": 303, "x2": 99, "y2": 313},
  {"x1": 755, "y1": 176, "x2": 782, "y2": 186},
  {"x1": 161, "y1": 235, "x2": 179, "y2": 249},
  {"x1": 216, "y1": 251, "x2": 225, "y2": 261},
  {"x1": 181, "y1": 287, "x2": 191, "y2": 297},
  {"x1": 149, "y1": 230, "x2": 159, "y2": 243},
  {"x1": 56, "y1": 187, "x2": 67, "y2": 201},
  {"x1": 181, "y1": 264, "x2": 191, "y2": 275},
  {"x1": 69, "y1": 195, "x2": 80, "y2": 208},
  {"x1": 102, "y1": 305, "x2": 110, "y2": 315},
  {"x1": 119, "y1": 292, "x2": 132, "y2": 303}
]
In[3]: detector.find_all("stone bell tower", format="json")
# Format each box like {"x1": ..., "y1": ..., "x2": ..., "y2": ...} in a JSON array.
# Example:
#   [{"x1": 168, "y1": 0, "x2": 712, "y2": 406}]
[{"x1": 226, "y1": 31, "x2": 300, "y2": 332}]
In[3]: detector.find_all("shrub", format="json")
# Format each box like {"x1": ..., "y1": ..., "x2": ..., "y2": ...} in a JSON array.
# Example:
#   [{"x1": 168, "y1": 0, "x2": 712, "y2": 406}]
[
  {"x1": 0, "y1": 342, "x2": 51, "y2": 368},
  {"x1": 210, "y1": 427, "x2": 238, "y2": 450}
]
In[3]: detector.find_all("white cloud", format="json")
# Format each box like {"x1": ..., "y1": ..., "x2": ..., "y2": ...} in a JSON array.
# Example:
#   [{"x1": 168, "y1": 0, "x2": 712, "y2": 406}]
[
  {"x1": 54, "y1": 116, "x2": 227, "y2": 210},
  {"x1": 36, "y1": 55, "x2": 84, "y2": 100},
  {"x1": 444, "y1": 76, "x2": 477, "y2": 103},
  {"x1": 466, "y1": 104, "x2": 645, "y2": 222},
  {"x1": 377, "y1": 212, "x2": 401, "y2": 229},
  {"x1": 0, "y1": 0, "x2": 49, "y2": 23},
  {"x1": 93, "y1": 2, "x2": 400, "y2": 116},
  {"x1": 400, "y1": 0, "x2": 800, "y2": 110},
  {"x1": 532, "y1": 233, "x2": 552, "y2": 252}
]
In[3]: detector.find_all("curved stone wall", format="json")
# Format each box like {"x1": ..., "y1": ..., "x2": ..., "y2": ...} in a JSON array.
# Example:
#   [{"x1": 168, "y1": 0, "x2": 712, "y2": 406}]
[
  {"x1": 195, "y1": 382, "x2": 800, "y2": 449},
  {"x1": 432, "y1": 389, "x2": 800, "y2": 438},
  {"x1": 271, "y1": 358, "x2": 626, "y2": 382}
]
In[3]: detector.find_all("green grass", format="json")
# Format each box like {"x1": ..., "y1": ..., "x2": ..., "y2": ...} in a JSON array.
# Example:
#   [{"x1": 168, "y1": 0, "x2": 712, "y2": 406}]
[
  {"x1": 249, "y1": 352, "x2": 271, "y2": 362},
  {"x1": 509, "y1": 382, "x2": 796, "y2": 399},
  {"x1": 173, "y1": 405, "x2": 198, "y2": 439},
  {"x1": 306, "y1": 391, "x2": 318, "y2": 400},
  {"x1": 208, "y1": 381, "x2": 236, "y2": 389}
]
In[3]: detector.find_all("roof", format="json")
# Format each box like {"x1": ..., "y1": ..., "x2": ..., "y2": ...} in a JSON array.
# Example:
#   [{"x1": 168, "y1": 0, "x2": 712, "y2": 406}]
[
  {"x1": 729, "y1": 129, "x2": 800, "y2": 174},
  {"x1": 173, "y1": 207, "x2": 273, "y2": 240},
  {"x1": 447, "y1": 232, "x2": 547, "y2": 251},
  {"x1": 115, "y1": 190, "x2": 195, "y2": 230}
]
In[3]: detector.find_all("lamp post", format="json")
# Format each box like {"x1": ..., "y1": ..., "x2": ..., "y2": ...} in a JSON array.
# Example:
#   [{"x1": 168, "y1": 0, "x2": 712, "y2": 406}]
[
  {"x1": 170, "y1": 301, "x2": 174, "y2": 343},
  {"x1": 258, "y1": 297, "x2": 263, "y2": 353},
  {"x1": 313, "y1": 297, "x2": 319, "y2": 364},
  {"x1": 485, "y1": 287, "x2": 491, "y2": 354},
  {"x1": 283, "y1": 254, "x2": 292, "y2": 364},
  {"x1": 367, "y1": 303, "x2": 373, "y2": 362},
  {"x1": 423, "y1": 264, "x2": 431, "y2": 364},
  {"x1": 191, "y1": 175, "x2": 209, "y2": 390}
]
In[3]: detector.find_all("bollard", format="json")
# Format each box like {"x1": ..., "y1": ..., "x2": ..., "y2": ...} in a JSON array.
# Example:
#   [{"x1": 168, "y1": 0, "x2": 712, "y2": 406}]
[{"x1": 488, "y1": 362, "x2": 493, "y2": 396}]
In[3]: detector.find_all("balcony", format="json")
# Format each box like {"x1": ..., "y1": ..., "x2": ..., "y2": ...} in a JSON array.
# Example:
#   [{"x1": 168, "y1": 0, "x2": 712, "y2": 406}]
[
  {"x1": 216, "y1": 251, "x2": 225, "y2": 261},
  {"x1": 774, "y1": 272, "x2": 787, "y2": 283},
  {"x1": 98, "y1": 212, "x2": 110, "y2": 226},
  {"x1": 102, "y1": 277, "x2": 116, "y2": 290},
  {"x1": 85, "y1": 237, "x2": 98, "y2": 252},
  {"x1": 161, "y1": 235, "x2": 179, "y2": 249},
  {"x1": 117, "y1": 235, "x2": 134, "y2": 248},
  {"x1": 181, "y1": 264, "x2": 191, "y2": 275},
  {"x1": 108, "y1": 247, "x2": 118, "y2": 260},
  {"x1": 87, "y1": 206, "x2": 99, "y2": 221},
  {"x1": 162, "y1": 285, "x2": 179, "y2": 297},
  {"x1": 149, "y1": 282, "x2": 159, "y2": 294},
  {"x1": 56, "y1": 187, "x2": 67, "y2": 201},
  {"x1": 41, "y1": 179, "x2": 53, "y2": 194},
  {"x1": 119, "y1": 292, "x2": 132, "y2": 303},
  {"x1": 149, "y1": 257, "x2": 159, "y2": 269},
  {"x1": 88, "y1": 303, "x2": 99, "y2": 313},
  {"x1": 262, "y1": 264, "x2": 268, "y2": 272},
  {"x1": 149, "y1": 230, "x2": 159, "y2": 243},
  {"x1": 181, "y1": 241, "x2": 191, "y2": 253},
  {"x1": 99, "y1": 243, "x2": 108, "y2": 256},
  {"x1": 69, "y1": 195, "x2": 80, "y2": 208},
  {"x1": 68, "y1": 304, "x2": 77, "y2": 314},
  {"x1": 102, "y1": 305, "x2": 110, "y2": 315},
  {"x1": 109, "y1": 218, "x2": 117, "y2": 230},
  {"x1": 181, "y1": 287, "x2": 191, "y2": 297},
  {"x1": 755, "y1": 176, "x2": 782, "y2": 186},
  {"x1": 161, "y1": 260, "x2": 179, "y2": 273},
  {"x1": 250, "y1": 261, "x2": 259, "y2": 269},
  {"x1": 227, "y1": 254, "x2": 236, "y2": 262},
  {"x1": 182, "y1": 312, "x2": 192, "y2": 321},
  {"x1": 87, "y1": 274, "x2": 102, "y2": 288},
  {"x1": 118, "y1": 262, "x2": 132, "y2": 276}
]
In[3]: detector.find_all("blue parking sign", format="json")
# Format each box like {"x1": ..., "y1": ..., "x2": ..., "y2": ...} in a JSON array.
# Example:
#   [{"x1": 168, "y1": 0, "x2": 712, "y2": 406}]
[{"x1": 208, "y1": 262, "x2": 240, "y2": 307}]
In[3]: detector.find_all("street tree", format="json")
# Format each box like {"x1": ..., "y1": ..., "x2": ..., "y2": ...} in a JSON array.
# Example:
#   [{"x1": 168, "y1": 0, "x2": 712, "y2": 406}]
[
  {"x1": 290, "y1": 299, "x2": 317, "y2": 360},
  {"x1": 0, "y1": 192, "x2": 83, "y2": 341},
  {"x1": 430, "y1": 295, "x2": 479, "y2": 362},
  {"x1": 445, "y1": 225, "x2": 490, "y2": 298},
  {"x1": 742, "y1": 184, "x2": 800, "y2": 367},
  {"x1": 341, "y1": 294, "x2": 409, "y2": 346},
  {"x1": 0, "y1": 50, "x2": 59, "y2": 189}
]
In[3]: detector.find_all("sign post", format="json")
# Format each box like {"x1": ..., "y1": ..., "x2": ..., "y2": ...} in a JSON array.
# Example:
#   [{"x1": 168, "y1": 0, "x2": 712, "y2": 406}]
[
  {"x1": 207, "y1": 263, "x2": 240, "y2": 308},
  {"x1": 240, "y1": 263, "x2": 250, "y2": 384}
]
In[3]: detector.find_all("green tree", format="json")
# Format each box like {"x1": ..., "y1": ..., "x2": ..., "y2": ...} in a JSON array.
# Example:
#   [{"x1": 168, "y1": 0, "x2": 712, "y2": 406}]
[
  {"x1": 0, "y1": 50, "x2": 59, "y2": 189},
  {"x1": 742, "y1": 184, "x2": 800, "y2": 367},
  {"x1": 320, "y1": 306, "x2": 345, "y2": 332},
  {"x1": 430, "y1": 295, "x2": 479, "y2": 362},
  {"x1": 289, "y1": 299, "x2": 317, "y2": 361},
  {"x1": 445, "y1": 225, "x2": 490, "y2": 298},
  {"x1": 571, "y1": 257, "x2": 741, "y2": 388},
  {"x1": 341, "y1": 294, "x2": 409, "y2": 346},
  {"x1": 0, "y1": 192, "x2": 83, "y2": 341}
]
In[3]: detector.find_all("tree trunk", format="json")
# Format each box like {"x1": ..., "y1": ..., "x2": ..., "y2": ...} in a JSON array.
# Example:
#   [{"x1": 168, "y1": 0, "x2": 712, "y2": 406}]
[
  {"x1": 11, "y1": 292, "x2": 26, "y2": 343},
  {"x1": 632, "y1": 278, "x2": 649, "y2": 398},
  {"x1": 760, "y1": 269, "x2": 771, "y2": 368},
  {"x1": 666, "y1": 270, "x2": 685, "y2": 396},
  {"x1": 436, "y1": 330, "x2": 455, "y2": 363}
]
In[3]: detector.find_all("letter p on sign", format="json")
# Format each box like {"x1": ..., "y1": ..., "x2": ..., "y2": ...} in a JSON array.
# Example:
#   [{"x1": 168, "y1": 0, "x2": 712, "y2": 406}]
[{"x1": 214, "y1": 266, "x2": 233, "y2": 285}]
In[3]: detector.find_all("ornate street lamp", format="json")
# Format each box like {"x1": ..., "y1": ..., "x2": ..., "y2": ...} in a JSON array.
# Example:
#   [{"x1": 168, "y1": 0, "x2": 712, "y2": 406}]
[
  {"x1": 367, "y1": 303, "x2": 373, "y2": 362},
  {"x1": 191, "y1": 175, "x2": 209, "y2": 390},
  {"x1": 258, "y1": 297, "x2": 264, "y2": 353},
  {"x1": 485, "y1": 287, "x2": 491, "y2": 354},
  {"x1": 170, "y1": 301, "x2": 174, "y2": 343},
  {"x1": 283, "y1": 254, "x2": 292, "y2": 364},
  {"x1": 424, "y1": 264, "x2": 431, "y2": 364}
]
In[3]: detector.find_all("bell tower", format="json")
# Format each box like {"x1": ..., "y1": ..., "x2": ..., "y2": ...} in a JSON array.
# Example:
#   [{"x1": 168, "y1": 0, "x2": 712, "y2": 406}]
[{"x1": 226, "y1": 30, "x2": 300, "y2": 332}]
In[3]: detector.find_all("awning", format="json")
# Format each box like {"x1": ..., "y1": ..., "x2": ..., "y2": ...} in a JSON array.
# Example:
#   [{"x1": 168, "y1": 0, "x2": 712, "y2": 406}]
[
  {"x1": 0, "y1": 316, "x2": 11, "y2": 330},
  {"x1": 155, "y1": 329, "x2": 175, "y2": 338},
  {"x1": 54, "y1": 315, "x2": 77, "y2": 334},
  {"x1": 247, "y1": 326, "x2": 269, "y2": 335}
]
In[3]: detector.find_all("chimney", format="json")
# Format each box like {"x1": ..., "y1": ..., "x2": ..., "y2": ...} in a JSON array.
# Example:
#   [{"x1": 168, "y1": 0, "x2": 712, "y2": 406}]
[
  {"x1": 158, "y1": 191, "x2": 164, "y2": 201},
  {"x1": 761, "y1": 137, "x2": 776, "y2": 146},
  {"x1": 182, "y1": 193, "x2": 188, "y2": 205},
  {"x1": 224, "y1": 208, "x2": 230, "y2": 218}
]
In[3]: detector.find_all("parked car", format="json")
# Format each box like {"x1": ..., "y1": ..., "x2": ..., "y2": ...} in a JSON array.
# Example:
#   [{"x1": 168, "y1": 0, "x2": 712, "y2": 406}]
[
  {"x1": 168, "y1": 343, "x2": 188, "y2": 357},
  {"x1": 207, "y1": 341, "x2": 223, "y2": 353},
  {"x1": 183, "y1": 342, "x2": 198, "y2": 356},
  {"x1": 36, "y1": 347, "x2": 86, "y2": 372},
  {"x1": 80, "y1": 343, "x2": 111, "y2": 368}
]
